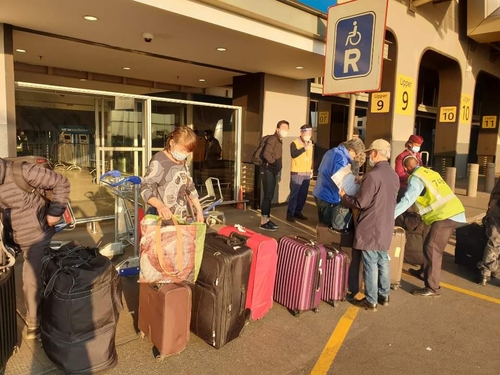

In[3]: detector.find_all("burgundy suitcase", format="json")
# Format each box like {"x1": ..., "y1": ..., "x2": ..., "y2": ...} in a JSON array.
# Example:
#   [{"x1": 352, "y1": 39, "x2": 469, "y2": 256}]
[
  {"x1": 274, "y1": 236, "x2": 326, "y2": 317},
  {"x1": 218, "y1": 225, "x2": 278, "y2": 321},
  {"x1": 322, "y1": 246, "x2": 350, "y2": 307},
  {"x1": 138, "y1": 283, "x2": 191, "y2": 361}
]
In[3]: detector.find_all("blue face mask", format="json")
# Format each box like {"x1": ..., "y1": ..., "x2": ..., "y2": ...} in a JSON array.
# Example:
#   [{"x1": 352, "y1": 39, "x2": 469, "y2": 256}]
[
  {"x1": 368, "y1": 157, "x2": 375, "y2": 167},
  {"x1": 171, "y1": 149, "x2": 189, "y2": 161},
  {"x1": 412, "y1": 146, "x2": 420, "y2": 153}
]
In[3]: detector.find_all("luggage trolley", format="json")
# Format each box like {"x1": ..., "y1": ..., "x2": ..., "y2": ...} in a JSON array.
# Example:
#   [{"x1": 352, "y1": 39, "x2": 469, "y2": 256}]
[{"x1": 100, "y1": 170, "x2": 142, "y2": 277}]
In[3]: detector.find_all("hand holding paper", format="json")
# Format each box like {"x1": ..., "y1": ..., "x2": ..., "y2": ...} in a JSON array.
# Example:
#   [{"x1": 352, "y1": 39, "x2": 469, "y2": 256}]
[{"x1": 331, "y1": 164, "x2": 360, "y2": 197}]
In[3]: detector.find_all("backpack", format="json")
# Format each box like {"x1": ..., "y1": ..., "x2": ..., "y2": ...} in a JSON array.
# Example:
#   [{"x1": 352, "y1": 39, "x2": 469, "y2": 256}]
[{"x1": 251, "y1": 135, "x2": 271, "y2": 167}]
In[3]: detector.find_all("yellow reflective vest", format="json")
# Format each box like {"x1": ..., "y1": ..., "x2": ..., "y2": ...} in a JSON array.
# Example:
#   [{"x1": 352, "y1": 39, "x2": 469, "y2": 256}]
[
  {"x1": 291, "y1": 139, "x2": 313, "y2": 173},
  {"x1": 410, "y1": 167, "x2": 465, "y2": 225}
]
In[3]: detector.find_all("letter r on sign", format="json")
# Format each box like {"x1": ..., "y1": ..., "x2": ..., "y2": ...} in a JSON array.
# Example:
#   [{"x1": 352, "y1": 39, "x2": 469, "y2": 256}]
[{"x1": 343, "y1": 49, "x2": 360, "y2": 74}]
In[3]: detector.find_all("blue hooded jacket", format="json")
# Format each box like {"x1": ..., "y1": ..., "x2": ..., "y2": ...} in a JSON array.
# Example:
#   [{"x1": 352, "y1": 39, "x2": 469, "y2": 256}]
[{"x1": 313, "y1": 144, "x2": 352, "y2": 204}]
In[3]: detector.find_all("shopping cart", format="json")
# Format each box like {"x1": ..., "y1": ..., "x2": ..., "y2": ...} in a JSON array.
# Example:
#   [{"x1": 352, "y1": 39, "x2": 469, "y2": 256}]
[
  {"x1": 100, "y1": 170, "x2": 143, "y2": 277},
  {"x1": 199, "y1": 177, "x2": 226, "y2": 227}
]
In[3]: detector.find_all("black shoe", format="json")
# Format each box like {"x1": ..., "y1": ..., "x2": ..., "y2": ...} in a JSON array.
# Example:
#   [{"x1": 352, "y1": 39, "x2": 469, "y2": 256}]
[
  {"x1": 286, "y1": 215, "x2": 295, "y2": 223},
  {"x1": 408, "y1": 268, "x2": 424, "y2": 281},
  {"x1": 353, "y1": 298, "x2": 377, "y2": 311},
  {"x1": 26, "y1": 326, "x2": 40, "y2": 340},
  {"x1": 479, "y1": 276, "x2": 491, "y2": 286},
  {"x1": 268, "y1": 220, "x2": 279, "y2": 229},
  {"x1": 294, "y1": 213, "x2": 308, "y2": 221},
  {"x1": 377, "y1": 295, "x2": 390, "y2": 306},
  {"x1": 412, "y1": 287, "x2": 441, "y2": 298},
  {"x1": 259, "y1": 222, "x2": 277, "y2": 232}
]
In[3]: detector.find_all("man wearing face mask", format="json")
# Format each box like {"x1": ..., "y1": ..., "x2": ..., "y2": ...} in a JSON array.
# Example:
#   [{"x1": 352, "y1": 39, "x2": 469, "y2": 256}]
[
  {"x1": 287, "y1": 124, "x2": 314, "y2": 222},
  {"x1": 394, "y1": 156, "x2": 465, "y2": 297},
  {"x1": 259, "y1": 120, "x2": 289, "y2": 231},
  {"x1": 340, "y1": 139, "x2": 399, "y2": 311},
  {"x1": 395, "y1": 134, "x2": 424, "y2": 200},
  {"x1": 313, "y1": 138, "x2": 365, "y2": 226}
]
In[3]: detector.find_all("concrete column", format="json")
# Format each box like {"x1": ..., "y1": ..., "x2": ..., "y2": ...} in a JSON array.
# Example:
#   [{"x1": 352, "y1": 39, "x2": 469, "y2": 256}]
[
  {"x1": 467, "y1": 163, "x2": 479, "y2": 197},
  {"x1": 0, "y1": 23, "x2": 17, "y2": 157},
  {"x1": 485, "y1": 162, "x2": 495, "y2": 193},
  {"x1": 445, "y1": 167, "x2": 456, "y2": 192}
]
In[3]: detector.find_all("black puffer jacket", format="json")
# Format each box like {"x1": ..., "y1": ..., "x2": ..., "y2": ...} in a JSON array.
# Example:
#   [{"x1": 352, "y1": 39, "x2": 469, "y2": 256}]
[{"x1": 0, "y1": 159, "x2": 70, "y2": 247}]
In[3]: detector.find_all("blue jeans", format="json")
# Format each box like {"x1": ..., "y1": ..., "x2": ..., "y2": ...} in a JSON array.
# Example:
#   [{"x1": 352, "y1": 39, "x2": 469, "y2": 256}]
[
  {"x1": 362, "y1": 250, "x2": 390, "y2": 305},
  {"x1": 287, "y1": 174, "x2": 310, "y2": 216}
]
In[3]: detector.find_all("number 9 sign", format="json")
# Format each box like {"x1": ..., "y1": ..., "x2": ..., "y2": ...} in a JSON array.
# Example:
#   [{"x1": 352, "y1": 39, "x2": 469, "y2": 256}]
[
  {"x1": 370, "y1": 92, "x2": 391, "y2": 113},
  {"x1": 396, "y1": 74, "x2": 415, "y2": 116}
]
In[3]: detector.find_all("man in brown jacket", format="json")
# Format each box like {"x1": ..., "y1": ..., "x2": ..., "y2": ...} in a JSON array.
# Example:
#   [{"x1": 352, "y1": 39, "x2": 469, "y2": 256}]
[
  {"x1": 0, "y1": 158, "x2": 70, "y2": 338},
  {"x1": 340, "y1": 139, "x2": 399, "y2": 311}
]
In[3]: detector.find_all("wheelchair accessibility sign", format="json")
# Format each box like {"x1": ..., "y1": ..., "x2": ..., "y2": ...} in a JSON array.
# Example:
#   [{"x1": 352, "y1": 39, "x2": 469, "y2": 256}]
[
  {"x1": 333, "y1": 13, "x2": 375, "y2": 79},
  {"x1": 323, "y1": 0, "x2": 388, "y2": 95}
]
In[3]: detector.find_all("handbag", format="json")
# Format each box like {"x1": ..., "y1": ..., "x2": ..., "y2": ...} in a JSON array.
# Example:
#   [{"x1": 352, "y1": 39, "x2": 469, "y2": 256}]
[
  {"x1": 331, "y1": 204, "x2": 353, "y2": 233},
  {"x1": 139, "y1": 215, "x2": 206, "y2": 284}
]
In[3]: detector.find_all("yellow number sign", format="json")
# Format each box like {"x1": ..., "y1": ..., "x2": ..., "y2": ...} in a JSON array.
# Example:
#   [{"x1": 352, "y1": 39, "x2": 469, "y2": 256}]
[
  {"x1": 482, "y1": 116, "x2": 497, "y2": 129},
  {"x1": 318, "y1": 111, "x2": 330, "y2": 125},
  {"x1": 439, "y1": 106, "x2": 457, "y2": 123},
  {"x1": 395, "y1": 74, "x2": 415, "y2": 116},
  {"x1": 460, "y1": 93, "x2": 472, "y2": 126},
  {"x1": 370, "y1": 92, "x2": 391, "y2": 113}
]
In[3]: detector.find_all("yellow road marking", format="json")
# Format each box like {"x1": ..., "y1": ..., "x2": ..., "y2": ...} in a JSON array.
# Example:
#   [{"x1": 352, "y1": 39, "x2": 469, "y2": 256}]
[
  {"x1": 310, "y1": 306, "x2": 359, "y2": 375},
  {"x1": 440, "y1": 282, "x2": 500, "y2": 305}
]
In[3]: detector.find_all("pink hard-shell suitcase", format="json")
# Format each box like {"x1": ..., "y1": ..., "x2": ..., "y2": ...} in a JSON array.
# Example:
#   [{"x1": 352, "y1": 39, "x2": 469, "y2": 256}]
[
  {"x1": 273, "y1": 236, "x2": 326, "y2": 317},
  {"x1": 322, "y1": 246, "x2": 350, "y2": 307},
  {"x1": 218, "y1": 225, "x2": 278, "y2": 320}
]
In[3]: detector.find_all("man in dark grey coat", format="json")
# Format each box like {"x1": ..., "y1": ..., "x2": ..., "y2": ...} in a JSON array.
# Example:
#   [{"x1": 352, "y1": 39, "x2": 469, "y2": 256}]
[
  {"x1": 340, "y1": 139, "x2": 399, "y2": 311},
  {"x1": 0, "y1": 158, "x2": 70, "y2": 338}
]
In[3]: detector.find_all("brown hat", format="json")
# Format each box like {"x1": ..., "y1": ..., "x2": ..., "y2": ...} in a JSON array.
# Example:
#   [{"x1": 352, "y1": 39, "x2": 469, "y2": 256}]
[{"x1": 408, "y1": 135, "x2": 424, "y2": 144}]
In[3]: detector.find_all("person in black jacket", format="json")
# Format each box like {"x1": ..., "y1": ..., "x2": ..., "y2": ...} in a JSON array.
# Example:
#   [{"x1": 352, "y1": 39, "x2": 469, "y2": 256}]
[{"x1": 259, "y1": 120, "x2": 289, "y2": 231}]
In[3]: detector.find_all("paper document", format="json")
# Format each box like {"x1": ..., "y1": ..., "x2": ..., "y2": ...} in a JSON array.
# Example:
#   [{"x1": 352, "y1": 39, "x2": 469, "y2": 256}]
[{"x1": 331, "y1": 164, "x2": 360, "y2": 196}]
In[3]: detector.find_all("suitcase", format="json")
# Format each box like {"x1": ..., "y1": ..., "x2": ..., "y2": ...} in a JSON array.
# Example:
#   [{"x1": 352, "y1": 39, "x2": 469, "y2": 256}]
[
  {"x1": 190, "y1": 233, "x2": 252, "y2": 349},
  {"x1": 395, "y1": 212, "x2": 425, "y2": 265},
  {"x1": 40, "y1": 242, "x2": 123, "y2": 374},
  {"x1": 389, "y1": 227, "x2": 406, "y2": 290},
  {"x1": 0, "y1": 267, "x2": 17, "y2": 375},
  {"x1": 274, "y1": 236, "x2": 326, "y2": 317},
  {"x1": 138, "y1": 283, "x2": 191, "y2": 361},
  {"x1": 455, "y1": 223, "x2": 488, "y2": 270},
  {"x1": 322, "y1": 246, "x2": 350, "y2": 307},
  {"x1": 316, "y1": 224, "x2": 361, "y2": 296},
  {"x1": 218, "y1": 225, "x2": 278, "y2": 321}
]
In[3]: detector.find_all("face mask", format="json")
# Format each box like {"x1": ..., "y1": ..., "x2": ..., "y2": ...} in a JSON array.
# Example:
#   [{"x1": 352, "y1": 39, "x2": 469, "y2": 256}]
[
  {"x1": 368, "y1": 157, "x2": 375, "y2": 167},
  {"x1": 412, "y1": 146, "x2": 420, "y2": 153},
  {"x1": 302, "y1": 135, "x2": 311, "y2": 142},
  {"x1": 171, "y1": 149, "x2": 189, "y2": 161},
  {"x1": 279, "y1": 130, "x2": 288, "y2": 138}
]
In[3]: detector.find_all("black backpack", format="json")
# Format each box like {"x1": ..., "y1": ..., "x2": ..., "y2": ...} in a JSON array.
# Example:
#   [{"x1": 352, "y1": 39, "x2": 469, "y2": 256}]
[{"x1": 251, "y1": 135, "x2": 271, "y2": 167}]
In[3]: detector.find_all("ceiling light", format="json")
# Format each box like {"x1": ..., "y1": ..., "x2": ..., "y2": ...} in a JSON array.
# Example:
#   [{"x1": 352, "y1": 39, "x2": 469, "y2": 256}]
[
  {"x1": 199, "y1": 78, "x2": 206, "y2": 82},
  {"x1": 295, "y1": 66, "x2": 304, "y2": 70},
  {"x1": 16, "y1": 49, "x2": 26, "y2": 53},
  {"x1": 216, "y1": 47, "x2": 227, "y2": 52},
  {"x1": 84, "y1": 15, "x2": 98, "y2": 21},
  {"x1": 80, "y1": 79, "x2": 87, "y2": 82},
  {"x1": 123, "y1": 67, "x2": 131, "y2": 70}
]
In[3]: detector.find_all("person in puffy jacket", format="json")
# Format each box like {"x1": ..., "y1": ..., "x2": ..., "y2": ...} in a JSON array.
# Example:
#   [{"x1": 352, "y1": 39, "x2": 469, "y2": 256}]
[
  {"x1": 395, "y1": 135, "x2": 424, "y2": 200},
  {"x1": 0, "y1": 158, "x2": 70, "y2": 339}
]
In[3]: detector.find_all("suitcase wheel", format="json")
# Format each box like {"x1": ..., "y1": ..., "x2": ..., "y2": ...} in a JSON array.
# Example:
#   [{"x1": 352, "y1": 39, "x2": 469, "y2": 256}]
[
  {"x1": 13, "y1": 346, "x2": 20, "y2": 355},
  {"x1": 312, "y1": 307, "x2": 319, "y2": 313},
  {"x1": 156, "y1": 354, "x2": 166, "y2": 363},
  {"x1": 138, "y1": 331, "x2": 146, "y2": 339},
  {"x1": 390, "y1": 283, "x2": 399, "y2": 291},
  {"x1": 288, "y1": 308, "x2": 301, "y2": 317}
]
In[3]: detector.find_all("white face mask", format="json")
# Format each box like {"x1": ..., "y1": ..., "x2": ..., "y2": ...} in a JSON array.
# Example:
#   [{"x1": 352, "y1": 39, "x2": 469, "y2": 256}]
[
  {"x1": 302, "y1": 135, "x2": 311, "y2": 142},
  {"x1": 171, "y1": 149, "x2": 189, "y2": 161},
  {"x1": 412, "y1": 146, "x2": 420, "y2": 153},
  {"x1": 368, "y1": 156, "x2": 375, "y2": 167},
  {"x1": 279, "y1": 130, "x2": 288, "y2": 138}
]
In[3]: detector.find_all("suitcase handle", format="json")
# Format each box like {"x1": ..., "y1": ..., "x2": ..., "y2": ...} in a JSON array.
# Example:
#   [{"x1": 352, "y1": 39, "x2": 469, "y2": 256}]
[
  {"x1": 229, "y1": 232, "x2": 248, "y2": 244},
  {"x1": 293, "y1": 236, "x2": 316, "y2": 246},
  {"x1": 316, "y1": 269, "x2": 323, "y2": 292}
]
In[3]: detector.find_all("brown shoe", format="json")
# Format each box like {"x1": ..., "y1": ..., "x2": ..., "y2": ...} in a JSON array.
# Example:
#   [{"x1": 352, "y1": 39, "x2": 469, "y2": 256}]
[{"x1": 412, "y1": 287, "x2": 441, "y2": 298}]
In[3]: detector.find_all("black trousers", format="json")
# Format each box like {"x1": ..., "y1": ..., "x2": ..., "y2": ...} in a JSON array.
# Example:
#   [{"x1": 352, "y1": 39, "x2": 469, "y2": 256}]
[{"x1": 260, "y1": 169, "x2": 277, "y2": 217}]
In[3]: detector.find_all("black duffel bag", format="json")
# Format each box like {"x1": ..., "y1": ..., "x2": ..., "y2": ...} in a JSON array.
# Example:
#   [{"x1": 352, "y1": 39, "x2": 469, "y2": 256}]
[{"x1": 40, "y1": 242, "x2": 123, "y2": 374}]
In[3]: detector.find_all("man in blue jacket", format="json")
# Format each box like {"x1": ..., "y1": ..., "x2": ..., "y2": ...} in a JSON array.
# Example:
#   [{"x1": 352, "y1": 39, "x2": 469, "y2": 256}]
[{"x1": 313, "y1": 138, "x2": 365, "y2": 226}]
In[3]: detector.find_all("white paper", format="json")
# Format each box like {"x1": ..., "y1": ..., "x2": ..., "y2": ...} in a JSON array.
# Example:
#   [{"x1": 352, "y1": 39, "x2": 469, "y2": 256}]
[{"x1": 331, "y1": 164, "x2": 360, "y2": 196}]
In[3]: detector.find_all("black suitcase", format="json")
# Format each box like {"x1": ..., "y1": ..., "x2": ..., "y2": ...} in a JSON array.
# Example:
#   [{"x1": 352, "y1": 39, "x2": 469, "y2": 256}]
[
  {"x1": 190, "y1": 233, "x2": 252, "y2": 349},
  {"x1": 455, "y1": 223, "x2": 488, "y2": 270},
  {"x1": 395, "y1": 212, "x2": 425, "y2": 266},
  {"x1": 0, "y1": 266, "x2": 17, "y2": 375},
  {"x1": 40, "y1": 242, "x2": 123, "y2": 374}
]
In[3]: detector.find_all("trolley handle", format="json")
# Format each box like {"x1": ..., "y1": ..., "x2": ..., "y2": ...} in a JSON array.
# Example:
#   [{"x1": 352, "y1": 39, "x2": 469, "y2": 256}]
[{"x1": 100, "y1": 170, "x2": 142, "y2": 187}]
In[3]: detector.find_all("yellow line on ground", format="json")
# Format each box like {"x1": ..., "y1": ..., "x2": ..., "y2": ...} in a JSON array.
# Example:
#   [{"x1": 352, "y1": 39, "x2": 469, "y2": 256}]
[
  {"x1": 270, "y1": 215, "x2": 316, "y2": 236},
  {"x1": 310, "y1": 306, "x2": 359, "y2": 375},
  {"x1": 440, "y1": 282, "x2": 500, "y2": 305}
]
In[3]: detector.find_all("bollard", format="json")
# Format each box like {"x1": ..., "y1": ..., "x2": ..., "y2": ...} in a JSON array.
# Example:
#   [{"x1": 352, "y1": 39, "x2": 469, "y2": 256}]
[
  {"x1": 445, "y1": 167, "x2": 456, "y2": 192},
  {"x1": 485, "y1": 163, "x2": 496, "y2": 193},
  {"x1": 467, "y1": 163, "x2": 479, "y2": 197}
]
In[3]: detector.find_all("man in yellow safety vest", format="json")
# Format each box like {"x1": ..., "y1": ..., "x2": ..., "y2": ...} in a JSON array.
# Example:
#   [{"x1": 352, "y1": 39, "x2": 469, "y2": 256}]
[{"x1": 394, "y1": 156, "x2": 466, "y2": 297}]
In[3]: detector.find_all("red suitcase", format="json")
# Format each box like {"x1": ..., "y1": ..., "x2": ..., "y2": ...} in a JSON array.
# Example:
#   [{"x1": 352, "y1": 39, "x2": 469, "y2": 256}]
[
  {"x1": 218, "y1": 225, "x2": 278, "y2": 321},
  {"x1": 273, "y1": 236, "x2": 326, "y2": 317},
  {"x1": 138, "y1": 283, "x2": 191, "y2": 361},
  {"x1": 322, "y1": 246, "x2": 350, "y2": 307}
]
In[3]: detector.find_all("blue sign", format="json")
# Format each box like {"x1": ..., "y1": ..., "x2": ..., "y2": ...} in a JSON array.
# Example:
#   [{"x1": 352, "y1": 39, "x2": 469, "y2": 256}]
[
  {"x1": 332, "y1": 12, "x2": 375, "y2": 80},
  {"x1": 294, "y1": 0, "x2": 337, "y2": 13}
]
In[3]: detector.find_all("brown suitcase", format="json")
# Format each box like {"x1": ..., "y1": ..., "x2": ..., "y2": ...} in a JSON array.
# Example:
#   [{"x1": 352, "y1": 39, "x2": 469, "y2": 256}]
[
  {"x1": 138, "y1": 283, "x2": 191, "y2": 361},
  {"x1": 316, "y1": 224, "x2": 362, "y2": 296},
  {"x1": 389, "y1": 227, "x2": 406, "y2": 290}
]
